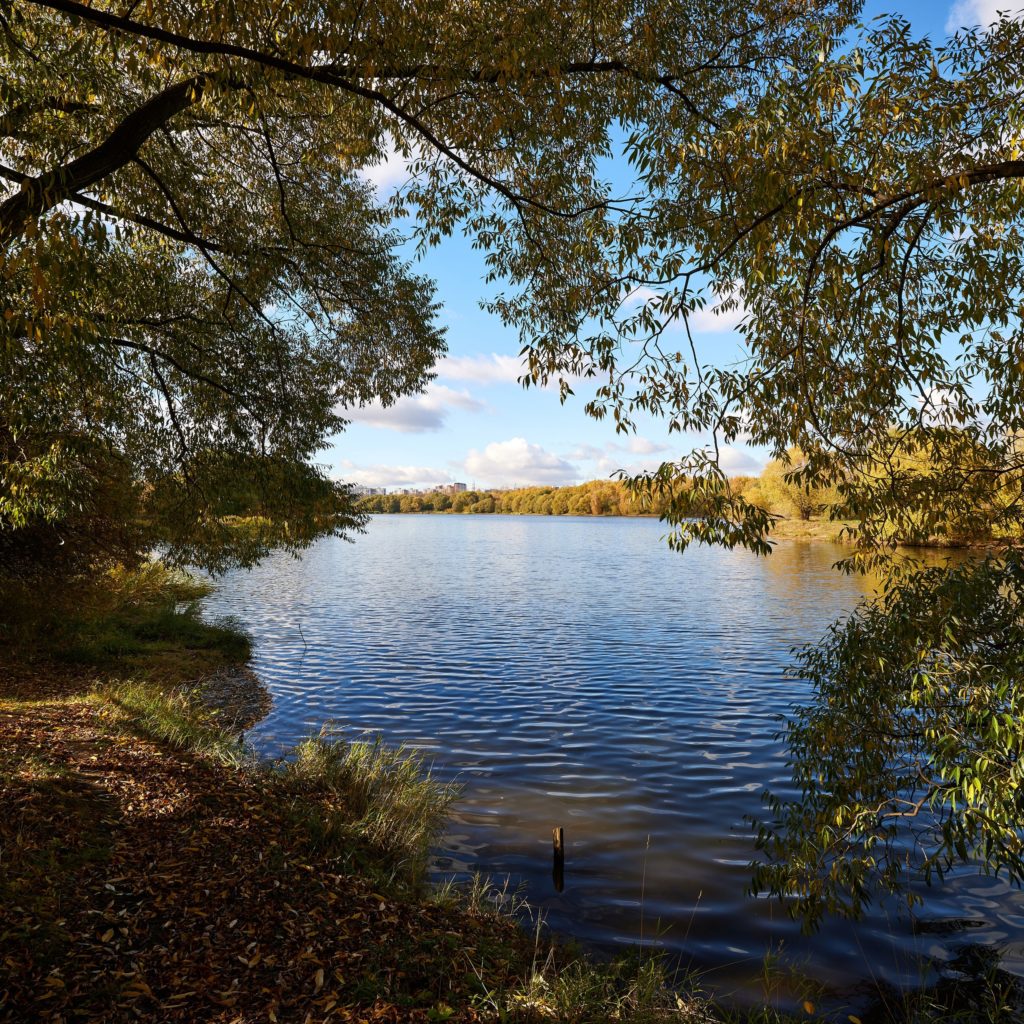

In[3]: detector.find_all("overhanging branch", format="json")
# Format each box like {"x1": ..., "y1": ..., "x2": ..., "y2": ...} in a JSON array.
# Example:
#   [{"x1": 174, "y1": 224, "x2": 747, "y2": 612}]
[{"x1": 0, "y1": 74, "x2": 216, "y2": 247}]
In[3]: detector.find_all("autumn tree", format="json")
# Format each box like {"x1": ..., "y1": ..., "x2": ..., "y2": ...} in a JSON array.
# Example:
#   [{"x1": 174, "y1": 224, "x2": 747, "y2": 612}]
[
  {"x1": 1, "y1": 2, "x2": 444, "y2": 572},
  {"x1": 746, "y1": 449, "x2": 840, "y2": 521},
  {"x1": 1, "y1": 0, "x2": 849, "y2": 576}
]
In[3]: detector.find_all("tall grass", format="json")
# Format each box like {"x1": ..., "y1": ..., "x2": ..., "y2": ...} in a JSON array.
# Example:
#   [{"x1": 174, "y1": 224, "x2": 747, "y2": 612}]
[
  {"x1": 94, "y1": 680, "x2": 250, "y2": 765},
  {"x1": 6, "y1": 558, "x2": 451, "y2": 888},
  {"x1": 100, "y1": 561, "x2": 213, "y2": 607},
  {"x1": 281, "y1": 733, "x2": 458, "y2": 885},
  {"x1": 469, "y1": 945, "x2": 706, "y2": 1023}
]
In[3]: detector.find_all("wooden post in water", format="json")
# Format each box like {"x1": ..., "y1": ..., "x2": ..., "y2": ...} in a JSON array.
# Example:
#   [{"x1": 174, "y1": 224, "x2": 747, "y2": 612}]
[{"x1": 552, "y1": 826, "x2": 565, "y2": 893}]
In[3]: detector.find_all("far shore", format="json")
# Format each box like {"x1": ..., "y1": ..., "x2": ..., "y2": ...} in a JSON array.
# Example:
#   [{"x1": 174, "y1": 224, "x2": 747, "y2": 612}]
[{"x1": 362, "y1": 510, "x2": 1018, "y2": 551}]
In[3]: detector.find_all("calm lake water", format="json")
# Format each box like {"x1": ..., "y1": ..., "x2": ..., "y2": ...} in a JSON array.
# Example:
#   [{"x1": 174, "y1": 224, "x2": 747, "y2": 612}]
[{"x1": 204, "y1": 515, "x2": 1024, "y2": 1014}]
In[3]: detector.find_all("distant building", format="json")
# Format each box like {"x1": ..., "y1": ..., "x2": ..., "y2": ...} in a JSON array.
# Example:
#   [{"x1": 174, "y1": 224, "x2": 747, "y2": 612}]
[
  {"x1": 350, "y1": 484, "x2": 386, "y2": 496},
  {"x1": 377, "y1": 484, "x2": 469, "y2": 496}
]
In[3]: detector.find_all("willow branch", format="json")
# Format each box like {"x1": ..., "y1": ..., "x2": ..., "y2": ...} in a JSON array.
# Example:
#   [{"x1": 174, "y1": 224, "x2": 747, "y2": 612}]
[{"x1": 0, "y1": 74, "x2": 215, "y2": 247}]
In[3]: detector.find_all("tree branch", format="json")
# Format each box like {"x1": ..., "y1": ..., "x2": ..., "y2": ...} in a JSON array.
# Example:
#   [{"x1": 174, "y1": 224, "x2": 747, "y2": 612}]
[
  {"x1": 0, "y1": 97, "x2": 98, "y2": 138},
  {"x1": 0, "y1": 74, "x2": 215, "y2": 247},
  {"x1": 101, "y1": 334, "x2": 240, "y2": 401},
  {"x1": 20, "y1": 0, "x2": 691, "y2": 217},
  {"x1": 0, "y1": 161, "x2": 228, "y2": 251}
]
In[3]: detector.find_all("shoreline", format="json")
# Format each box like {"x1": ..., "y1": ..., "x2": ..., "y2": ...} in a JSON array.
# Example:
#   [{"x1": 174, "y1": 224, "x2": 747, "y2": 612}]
[
  {"x1": 3, "y1": 566, "x2": 1018, "y2": 1023},
  {"x1": 5, "y1": 653, "x2": 1017, "y2": 1022},
  {"x1": 0, "y1": 657, "x2": 547, "y2": 1023},
  {"x1": 188, "y1": 664, "x2": 273, "y2": 734}
]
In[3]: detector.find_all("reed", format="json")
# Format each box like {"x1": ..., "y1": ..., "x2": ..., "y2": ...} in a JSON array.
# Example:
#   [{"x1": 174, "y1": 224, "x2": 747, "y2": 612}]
[{"x1": 282, "y1": 732, "x2": 458, "y2": 885}]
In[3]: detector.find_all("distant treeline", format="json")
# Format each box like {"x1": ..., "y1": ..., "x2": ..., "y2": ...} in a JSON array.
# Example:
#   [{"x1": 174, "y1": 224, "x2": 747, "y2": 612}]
[
  {"x1": 356, "y1": 441, "x2": 1020, "y2": 547},
  {"x1": 353, "y1": 469, "x2": 826, "y2": 519},
  {"x1": 357, "y1": 480, "x2": 658, "y2": 516},
  {"x1": 355, "y1": 453, "x2": 844, "y2": 520}
]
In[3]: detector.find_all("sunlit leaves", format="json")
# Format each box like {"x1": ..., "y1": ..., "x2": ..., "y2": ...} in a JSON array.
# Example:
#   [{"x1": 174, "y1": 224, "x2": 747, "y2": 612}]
[{"x1": 752, "y1": 555, "x2": 1024, "y2": 928}]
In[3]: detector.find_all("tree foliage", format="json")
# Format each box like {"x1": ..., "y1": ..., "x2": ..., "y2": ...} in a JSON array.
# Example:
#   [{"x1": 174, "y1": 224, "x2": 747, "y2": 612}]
[
  {"x1": 742, "y1": 449, "x2": 840, "y2": 522},
  {"x1": 0, "y1": 0, "x2": 854, "y2": 573},
  {"x1": 1, "y1": 0, "x2": 451, "y2": 571},
  {"x1": 753, "y1": 555, "x2": 1024, "y2": 927},
  {"x1": 356, "y1": 478, "x2": 763, "y2": 517},
  {"x1": 358, "y1": 480, "x2": 644, "y2": 516}
]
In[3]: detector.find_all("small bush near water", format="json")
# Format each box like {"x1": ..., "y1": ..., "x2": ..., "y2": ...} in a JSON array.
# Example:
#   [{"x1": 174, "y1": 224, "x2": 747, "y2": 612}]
[
  {"x1": 491, "y1": 950, "x2": 702, "y2": 1023},
  {"x1": 1, "y1": 560, "x2": 248, "y2": 677}
]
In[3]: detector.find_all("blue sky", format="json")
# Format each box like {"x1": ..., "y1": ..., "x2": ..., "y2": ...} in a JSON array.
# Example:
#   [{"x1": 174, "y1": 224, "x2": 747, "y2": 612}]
[{"x1": 327, "y1": 0, "x2": 1007, "y2": 491}]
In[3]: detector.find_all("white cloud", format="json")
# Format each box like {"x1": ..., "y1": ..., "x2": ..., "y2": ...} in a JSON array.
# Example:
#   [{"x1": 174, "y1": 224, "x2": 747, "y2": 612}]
[
  {"x1": 622, "y1": 285, "x2": 661, "y2": 307},
  {"x1": 620, "y1": 436, "x2": 669, "y2": 455},
  {"x1": 564, "y1": 430, "x2": 759, "y2": 479},
  {"x1": 345, "y1": 383, "x2": 486, "y2": 433},
  {"x1": 358, "y1": 138, "x2": 416, "y2": 193},
  {"x1": 438, "y1": 351, "x2": 590, "y2": 394},
  {"x1": 716, "y1": 445, "x2": 764, "y2": 476},
  {"x1": 334, "y1": 440, "x2": 761, "y2": 491},
  {"x1": 435, "y1": 353, "x2": 524, "y2": 386},
  {"x1": 915, "y1": 385, "x2": 972, "y2": 427},
  {"x1": 947, "y1": 0, "x2": 1022, "y2": 30},
  {"x1": 559, "y1": 438, "x2": 670, "y2": 478},
  {"x1": 334, "y1": 461, "x2": 452, "y2": 489},
  {"x1": 462, "y1": 437, "x2": 579, "y2": 487},
  {"x1": 595, "y1": 440, "x2": 761, "y2": 478},
  {"x1": 564, "y1": 442, "x2": 606, "y2": 462},
  {"x1": 689, "y1": 284, "x2": 747, "y2": 333},
  {"x1": 622, "y1": 283, "x2": 747, "y2": 334},
  {"x1": 593, "y1": 455, "x2": 665, "y2": 478}
]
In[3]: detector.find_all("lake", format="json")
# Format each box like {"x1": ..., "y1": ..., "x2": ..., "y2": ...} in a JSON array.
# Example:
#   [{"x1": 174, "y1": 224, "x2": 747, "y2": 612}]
[{"x1": 204, "y1": 515, "x2": 1024, "y2": 1014}]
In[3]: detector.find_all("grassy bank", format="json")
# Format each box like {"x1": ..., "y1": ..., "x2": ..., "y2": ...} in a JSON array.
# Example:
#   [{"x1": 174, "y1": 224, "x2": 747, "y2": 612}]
[
  {"x1": 0, "y1": 562, "x2": 249, "y2": 682},
  {"x1": 2, "y1": 567, "x2": 1019, "y2": 1022}
]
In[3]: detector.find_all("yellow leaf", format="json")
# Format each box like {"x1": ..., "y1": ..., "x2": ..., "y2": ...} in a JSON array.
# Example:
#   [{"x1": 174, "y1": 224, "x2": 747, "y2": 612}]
[{"x1": 803, "y1": 1001, "x2": 815, "y2": 1015}]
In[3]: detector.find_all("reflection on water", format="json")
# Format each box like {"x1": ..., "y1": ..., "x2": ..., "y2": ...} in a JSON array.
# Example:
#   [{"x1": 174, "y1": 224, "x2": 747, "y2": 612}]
[{"x1": 204, "y1": 516, "x2": 1023, "y2": 1013}]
